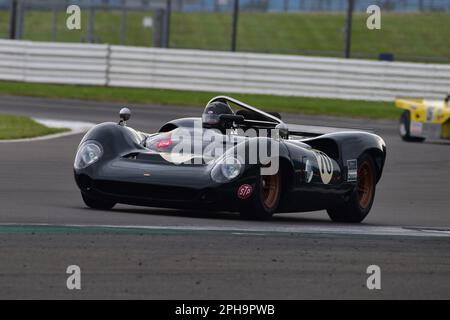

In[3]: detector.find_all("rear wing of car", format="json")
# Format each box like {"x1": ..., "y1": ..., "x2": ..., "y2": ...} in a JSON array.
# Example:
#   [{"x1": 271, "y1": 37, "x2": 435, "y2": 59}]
[{"x1": 395, "y1": 98, "x2": 425, "y2": 111}]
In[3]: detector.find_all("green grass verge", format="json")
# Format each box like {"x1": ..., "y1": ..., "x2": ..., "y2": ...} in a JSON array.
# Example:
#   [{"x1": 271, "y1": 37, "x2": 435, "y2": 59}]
[
  {"x1": 0, "y1": 114, "x2": 68, "y2": 140},
  {"x1": 172, "y1": 12, "x2": 450, "y2": 62},
  {"x1": 1, "y1": 11, "x2": 449, "y2": 62},
  {"x1": 0, "y1": 81, "x2": 400, "y2": 120}
]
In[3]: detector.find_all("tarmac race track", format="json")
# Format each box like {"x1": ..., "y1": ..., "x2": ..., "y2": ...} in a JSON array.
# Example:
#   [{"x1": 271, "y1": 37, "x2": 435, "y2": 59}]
[{"x1": 0, "y1": 95, "x2": 449, "y2": 299}]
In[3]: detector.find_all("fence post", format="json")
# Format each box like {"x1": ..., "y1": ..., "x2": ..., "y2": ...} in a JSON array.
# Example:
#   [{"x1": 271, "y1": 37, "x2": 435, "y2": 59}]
[
  {"x1": 162, "y1": 0, "x2": 172, "y2": 48},
  {"x1": 87, "y1": 6, "x2": 95, "y2": 43},
  {"x1": 52, "y1": 5, "x2": 58, "y2": 41},
  {"x1": 9, "y1": 0, "x2": 18, "y2": 39},
  {"x1": 153, "y1": 8, "x2": 164, "y2": 47},
  {"x1": 16, "y1": 0, "x2": 24, "y2": 39},
  {"x1": 105, "y1": 44, "x2": 111, "y2": 87},
  {"x1": 231, "y1": 0, "x2": 239, "y2": 52},
  {"x1": 120, "y1": 2, "x2": 127, "y2": 45},
  {"x1": 344, "y1": 0, "x2": 354, "y2": 58},
  {"x1": 10, "y1": 0, "x2": 24, "y2": 40}
]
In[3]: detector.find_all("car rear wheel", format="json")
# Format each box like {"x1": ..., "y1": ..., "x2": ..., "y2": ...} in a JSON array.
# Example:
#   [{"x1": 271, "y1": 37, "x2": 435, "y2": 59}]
[
  {"x1": 399, "y1": 111, "x2": 425, "y2": 142},
  {"x1": 327, "y1": 154, "x2": 376, "y2": 223},
  {"x1": 81, "y1": 193, "x2": 116, "y2": 210},
  {"x1": 240, "y1": 171, "x2": 282, "y2": 220}
]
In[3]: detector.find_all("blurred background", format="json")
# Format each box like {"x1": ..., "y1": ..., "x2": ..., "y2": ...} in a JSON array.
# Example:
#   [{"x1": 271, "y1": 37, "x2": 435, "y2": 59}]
[{"x1": 0, "y1": 0, "x2": 450, "y2": 63}]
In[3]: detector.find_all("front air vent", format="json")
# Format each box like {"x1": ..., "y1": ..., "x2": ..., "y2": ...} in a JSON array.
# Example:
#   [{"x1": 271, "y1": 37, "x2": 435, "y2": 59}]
[
  {"x1": 93, "y1": 180, "x2": 198, "y2": 201},
  {"x1": 77, "y1": 174, "x2": 93, "y2": 191}
]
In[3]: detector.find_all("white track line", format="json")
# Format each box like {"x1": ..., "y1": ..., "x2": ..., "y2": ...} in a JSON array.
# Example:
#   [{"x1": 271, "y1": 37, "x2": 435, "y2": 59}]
[
  {"x1": 0, "y1": 118, "x2": 94, "y2": 143},
  {"x1": 0, "y1": 223, "x2": 449, "y2": 238}
]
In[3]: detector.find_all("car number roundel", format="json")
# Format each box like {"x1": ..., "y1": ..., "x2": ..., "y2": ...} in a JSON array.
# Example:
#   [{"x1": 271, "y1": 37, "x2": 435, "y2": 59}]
[{"x1": 313, "y1": 151, "x2": 333, "y2": 184}]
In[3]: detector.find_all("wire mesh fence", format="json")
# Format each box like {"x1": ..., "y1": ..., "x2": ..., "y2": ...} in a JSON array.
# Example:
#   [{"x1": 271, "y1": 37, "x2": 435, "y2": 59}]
[
  {"x1": 0, "y1": 1, "x2": 164, "y2": 45},
  {"x1": 170, "y1": 0, "x2": 450, "y2": 62},
  {"x1": 19, "y1": 9, "x2": 157, "y2": 46},
  {"x1": 170, "y1": 0, "x2": 450, "y2": 12},
  {"x1": 0, "y1": 0, "x2": 450, "y2": 63}
]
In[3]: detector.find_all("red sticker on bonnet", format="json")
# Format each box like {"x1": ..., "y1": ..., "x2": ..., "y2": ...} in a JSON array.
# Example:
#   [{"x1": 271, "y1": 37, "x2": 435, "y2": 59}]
[
  {"x1": 237, "y1": 184, "x2": 253, "y2": 199},
  {"x1": 156, "y1": 139, "x2": 173, "y2": 149}
]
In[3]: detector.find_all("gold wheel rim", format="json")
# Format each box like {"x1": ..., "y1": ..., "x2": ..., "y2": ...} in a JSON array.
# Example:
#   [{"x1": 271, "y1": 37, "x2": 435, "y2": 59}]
[
  {"x1": 357, "y1": 161, "x2": 374, "y2": 209},
  {"x1": 261, "y1": 174, "x2": 281, "y2": 209}
]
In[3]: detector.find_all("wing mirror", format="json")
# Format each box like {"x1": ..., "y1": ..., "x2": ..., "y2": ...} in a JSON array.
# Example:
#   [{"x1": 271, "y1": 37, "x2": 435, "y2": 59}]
[
  {"x1": 119, "y1": 107, "x2": 131, "y2": 126},
  {"x1": 275, "y1": 123, "x2": 289, "y2": 139}
]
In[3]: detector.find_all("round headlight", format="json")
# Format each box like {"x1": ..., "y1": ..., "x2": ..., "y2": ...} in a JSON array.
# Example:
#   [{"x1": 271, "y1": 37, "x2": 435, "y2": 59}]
[
  {"x1": 221, "y1": 157, "x2": 241, "y2": 180},
  {"x1": 211, "y1": 157, "x2": 242, "y2": 183},
  {"x1": 74, "y1": 142, "x2": 103, "y2": 170}
]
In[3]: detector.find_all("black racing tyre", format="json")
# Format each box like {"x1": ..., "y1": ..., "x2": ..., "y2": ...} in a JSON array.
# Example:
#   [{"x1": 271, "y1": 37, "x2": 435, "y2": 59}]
[
  {"x1": 399, "y1": 111, "x2": 425, "y2": 142},
  {"x1": 240, "y1": 171, "x2": 282, "y2": 220},
  {"x1": 327, "y1": 154, "x2": 376, "y2": 223},
  {"x1": 82, "y1": 193, "x2": 116, "y2": 210}
]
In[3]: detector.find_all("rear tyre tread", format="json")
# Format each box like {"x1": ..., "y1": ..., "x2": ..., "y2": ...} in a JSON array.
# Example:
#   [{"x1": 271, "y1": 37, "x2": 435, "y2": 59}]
[
  {"x1": 399, "y1": 110, "x2": 425, "y2": 143},
  {"x1": 327, "y1": 154, "x2": 376, "y2": 223}
]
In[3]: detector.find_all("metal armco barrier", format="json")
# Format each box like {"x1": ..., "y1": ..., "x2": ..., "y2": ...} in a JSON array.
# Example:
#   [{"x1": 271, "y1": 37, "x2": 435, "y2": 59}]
[{"x1": 1, "y1": 39, "x2": 449, "y2": 102}]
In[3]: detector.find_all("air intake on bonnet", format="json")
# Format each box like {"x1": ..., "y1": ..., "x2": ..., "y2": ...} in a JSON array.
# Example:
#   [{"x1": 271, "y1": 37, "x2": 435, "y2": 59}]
[{"x1": 123, "y1": 152, "x2": 172, "y2": 164}]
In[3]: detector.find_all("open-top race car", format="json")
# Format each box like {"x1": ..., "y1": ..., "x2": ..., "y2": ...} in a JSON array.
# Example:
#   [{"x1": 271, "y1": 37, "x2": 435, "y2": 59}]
[
  {"x1": 74, "y1": 96, "x2": 386, "y2": 223},
  {"x1": 396, "y1": 96, "x2": 450, "y2": 142}
]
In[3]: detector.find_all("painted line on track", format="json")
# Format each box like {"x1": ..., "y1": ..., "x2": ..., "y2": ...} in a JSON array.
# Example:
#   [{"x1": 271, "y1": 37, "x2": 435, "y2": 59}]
[{"x1": 0, "y1": 223, "x2": 449, "y2": 238}]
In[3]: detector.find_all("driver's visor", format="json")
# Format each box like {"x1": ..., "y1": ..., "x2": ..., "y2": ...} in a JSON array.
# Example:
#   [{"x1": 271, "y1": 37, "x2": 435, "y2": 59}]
[{"x1": 202, "y1": 113, "x2": 220, "y2": 125}]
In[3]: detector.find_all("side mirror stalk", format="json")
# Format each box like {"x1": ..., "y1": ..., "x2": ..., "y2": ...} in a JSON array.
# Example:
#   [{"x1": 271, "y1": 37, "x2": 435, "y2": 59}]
[{"x1": 119, "y1": 107, "x2": 131, "y2": 126}]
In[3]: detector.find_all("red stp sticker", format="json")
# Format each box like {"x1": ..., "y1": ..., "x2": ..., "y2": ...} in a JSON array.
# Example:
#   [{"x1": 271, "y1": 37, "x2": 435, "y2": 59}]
[{"x1": 237, "y1": 184, "x2": 253, "y2": 199}]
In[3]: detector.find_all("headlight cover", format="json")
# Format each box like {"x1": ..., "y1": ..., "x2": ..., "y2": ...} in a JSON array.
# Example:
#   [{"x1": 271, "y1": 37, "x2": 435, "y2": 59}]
[
  {"x1": 211, "y1": 156, "x2": 242, "y2": 183},
  {"x1": 74, "y1": 141, "x2": 103, "y2": 170}
]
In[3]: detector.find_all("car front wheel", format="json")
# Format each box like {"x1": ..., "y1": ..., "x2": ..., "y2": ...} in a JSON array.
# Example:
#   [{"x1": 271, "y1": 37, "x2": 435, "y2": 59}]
[{"x1": 240, "y1": 171, "x2": 282, "y2": 220}]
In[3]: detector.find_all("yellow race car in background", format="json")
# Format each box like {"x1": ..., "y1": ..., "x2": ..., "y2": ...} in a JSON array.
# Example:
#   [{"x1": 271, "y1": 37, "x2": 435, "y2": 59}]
[{"x1": 395, "y1": 96, "x2": 450, "y2": 142}]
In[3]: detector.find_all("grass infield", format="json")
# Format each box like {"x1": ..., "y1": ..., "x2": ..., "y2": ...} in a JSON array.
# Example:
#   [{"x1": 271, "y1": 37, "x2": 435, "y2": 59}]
[
  {"x1": 0, "y1": 81, "x2": 399, "y2": 120},
  {"x1": 0, "y1": 113, "x2": 68, "y2": 140}
]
